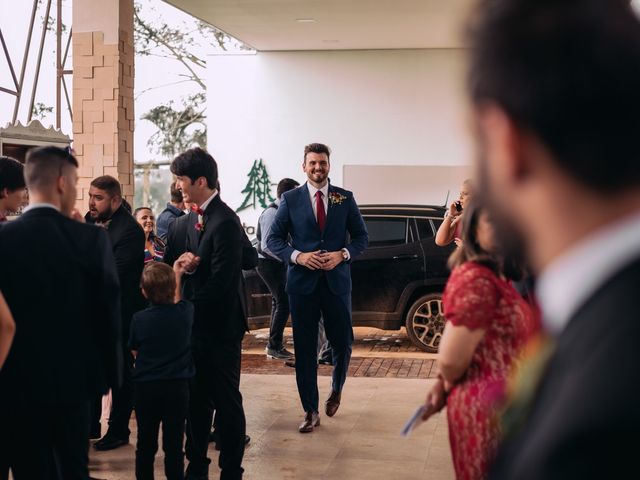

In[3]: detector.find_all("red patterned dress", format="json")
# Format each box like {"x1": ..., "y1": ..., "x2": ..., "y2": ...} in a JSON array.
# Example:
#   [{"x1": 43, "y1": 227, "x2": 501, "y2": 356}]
[{"x1": 443, "y1": 262, "x2": 536, "y2": 480}]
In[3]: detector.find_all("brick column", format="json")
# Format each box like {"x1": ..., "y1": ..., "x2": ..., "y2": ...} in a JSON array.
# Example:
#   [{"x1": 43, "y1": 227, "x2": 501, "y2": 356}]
[{"x1": 72, "y1": 0, "x2": 135, "y2": 209}]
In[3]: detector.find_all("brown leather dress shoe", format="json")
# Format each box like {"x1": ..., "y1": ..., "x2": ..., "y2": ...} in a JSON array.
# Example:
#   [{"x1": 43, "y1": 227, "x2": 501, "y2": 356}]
[
  {"x1": 325, "y1": 390, "x2": 341, "y2": 417},
  {"x1": 299, "y1": 411, "x2": 320, "y2": 433}
]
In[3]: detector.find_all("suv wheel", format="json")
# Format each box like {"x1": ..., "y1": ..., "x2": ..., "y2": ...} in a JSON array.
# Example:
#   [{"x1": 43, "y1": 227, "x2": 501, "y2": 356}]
[{"x1": 405, "y1": 293, "x2": 445, "y2": 353}]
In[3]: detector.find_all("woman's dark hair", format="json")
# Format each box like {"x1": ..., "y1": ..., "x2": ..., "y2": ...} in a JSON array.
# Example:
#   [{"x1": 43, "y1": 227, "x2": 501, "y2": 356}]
[
  {"x1": 448, "y1": 200, "x2": 523, "y2": 281},
  {"x1": 0, "y1": 156, "x2": 25, "y2": 195},
  {"x1": 170, "y1": 147, "x2": 218, "y2": 189},
  {"x1": 467, "y1": 0, "x2": 640, "y2": 192}
]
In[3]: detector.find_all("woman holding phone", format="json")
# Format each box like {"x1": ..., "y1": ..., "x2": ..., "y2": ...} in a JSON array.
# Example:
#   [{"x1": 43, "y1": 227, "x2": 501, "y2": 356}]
[{"x1": 436, "y1": 179, "x2": 473, "y2": 247}]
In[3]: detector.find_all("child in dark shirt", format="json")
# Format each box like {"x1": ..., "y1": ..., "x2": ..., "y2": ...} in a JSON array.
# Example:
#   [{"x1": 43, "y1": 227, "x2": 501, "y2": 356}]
[{"x1": 129, "y1": 262, "x2": 194, "y2": 480}]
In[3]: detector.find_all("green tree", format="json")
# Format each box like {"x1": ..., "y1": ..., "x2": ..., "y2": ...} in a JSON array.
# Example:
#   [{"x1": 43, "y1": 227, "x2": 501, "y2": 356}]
[
  {"x1": 236, "y1": 159, "x2": 276, "y2": 213},
  {"x1": 133, "y1": 0, "x2": 250, "y2": 157}
]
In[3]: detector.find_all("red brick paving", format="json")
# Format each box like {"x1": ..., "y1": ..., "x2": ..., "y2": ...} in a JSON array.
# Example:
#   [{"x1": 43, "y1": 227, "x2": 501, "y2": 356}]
[{"x1": 241, "y1": 354, "x2": 437, "y2": 379}]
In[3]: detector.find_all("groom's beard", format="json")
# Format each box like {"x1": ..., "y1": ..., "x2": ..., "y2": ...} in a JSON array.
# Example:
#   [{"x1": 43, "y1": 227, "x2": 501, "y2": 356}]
[{"x1": 92, "y1": 205, "x2": 116, "y2": 223}]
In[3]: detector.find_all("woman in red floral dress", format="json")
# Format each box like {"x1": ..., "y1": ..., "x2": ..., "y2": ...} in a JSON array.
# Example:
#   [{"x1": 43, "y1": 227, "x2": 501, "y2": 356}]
[{"x1": 424, "y1": 202, "x2": 536, "y2": 480}]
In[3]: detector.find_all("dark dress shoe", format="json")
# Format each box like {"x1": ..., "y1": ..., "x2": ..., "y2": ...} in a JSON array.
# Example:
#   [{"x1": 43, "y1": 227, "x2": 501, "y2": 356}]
[
  {"x1": 93, "y1": 435, "x2": 129, "y2": 451},
  {"x1": 325, "y1": 390, "x2": 341, "y2": 417},
  {"x1": 299, "y1": 411, "x2": 320, "y2": 433}
]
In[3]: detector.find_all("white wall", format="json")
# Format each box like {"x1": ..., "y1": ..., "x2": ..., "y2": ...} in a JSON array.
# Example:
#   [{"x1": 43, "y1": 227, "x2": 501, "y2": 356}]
[{"x1": 207, "y1": 49, "x2": 472, "y2": 234}]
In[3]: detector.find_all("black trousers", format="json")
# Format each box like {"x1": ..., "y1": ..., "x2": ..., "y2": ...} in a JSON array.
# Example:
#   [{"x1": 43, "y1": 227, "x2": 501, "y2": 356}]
[
  {"x1": 106, "y1": 346, "x2": 135, "y2": 438},
  {"x1": 289, "y1": 276, "x2": 354, "y2": 413},
  {"x1": 135, "y1": 379, "x2": 189, "y2": 480},
  {"x1": 256, "y1": 258, "x2": 290, "y2": 351},
  {"x1": 185, "y1": 338, "x2": 245, "y2": 480},
  {"x1": 0, "y1": 401, "x2": 90, "y2": 480}
]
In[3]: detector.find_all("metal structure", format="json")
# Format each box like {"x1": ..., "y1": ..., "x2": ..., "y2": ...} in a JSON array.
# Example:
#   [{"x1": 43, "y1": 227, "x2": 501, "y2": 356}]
[{"x1": 0, "y1": 0, "x2": 73, "y2": 130}]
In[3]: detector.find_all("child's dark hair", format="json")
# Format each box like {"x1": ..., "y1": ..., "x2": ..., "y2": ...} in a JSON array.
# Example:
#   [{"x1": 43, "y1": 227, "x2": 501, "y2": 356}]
[{"x1": 141, "y1": 262, "x2": 176, "y2": 305}]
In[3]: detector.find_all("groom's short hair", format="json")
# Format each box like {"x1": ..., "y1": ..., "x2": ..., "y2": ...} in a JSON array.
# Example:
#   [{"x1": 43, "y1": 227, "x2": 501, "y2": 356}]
[
  {"x1": 304, "y1": 143, "x2": 331, "y2": 163},
  {"x1": 171, "y1": 147, "x2": 218, "y2": 190}
]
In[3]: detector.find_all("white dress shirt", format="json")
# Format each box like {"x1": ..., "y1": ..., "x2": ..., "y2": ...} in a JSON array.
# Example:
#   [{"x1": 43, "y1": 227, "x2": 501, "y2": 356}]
[{"x1": 536, "y1": 210, "x2": 640, "y2": 335}]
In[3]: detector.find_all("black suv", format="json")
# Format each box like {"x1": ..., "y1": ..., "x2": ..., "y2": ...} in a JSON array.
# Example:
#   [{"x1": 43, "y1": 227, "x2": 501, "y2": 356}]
[{"x1": 243, "y1": 205, "x2": 454, "y2": 352}]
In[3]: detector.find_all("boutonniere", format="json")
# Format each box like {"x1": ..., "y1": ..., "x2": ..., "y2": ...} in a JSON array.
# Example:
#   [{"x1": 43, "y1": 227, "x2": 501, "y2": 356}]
[
  {"x1": 328, "y1": 192, "x2": 347, "y2": 206},
  {"x1": 191, "y1": 205, "x2": 205, "y2": 232}
]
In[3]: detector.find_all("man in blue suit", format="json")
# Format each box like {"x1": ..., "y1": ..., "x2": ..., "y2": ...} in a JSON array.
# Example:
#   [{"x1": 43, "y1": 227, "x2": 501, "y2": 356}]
[{"x1": 267, "y1": 143, "x2": 368, "y2": 433}]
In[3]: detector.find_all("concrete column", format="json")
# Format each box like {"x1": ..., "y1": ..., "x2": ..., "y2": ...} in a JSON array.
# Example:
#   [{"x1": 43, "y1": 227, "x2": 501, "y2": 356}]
[{"x1": 72, "y1": 0, "x2": 135, "y2": 209}]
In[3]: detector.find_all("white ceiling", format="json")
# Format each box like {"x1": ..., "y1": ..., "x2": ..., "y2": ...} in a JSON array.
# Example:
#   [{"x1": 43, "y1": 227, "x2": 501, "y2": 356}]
[{"x1": 163, "y1": 0, "x2": 473, "y2": 51}]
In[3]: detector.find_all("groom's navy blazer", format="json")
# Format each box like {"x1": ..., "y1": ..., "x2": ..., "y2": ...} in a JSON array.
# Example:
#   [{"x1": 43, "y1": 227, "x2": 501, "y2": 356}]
[{"x1": 267, "y1": 183, "x2": 368, "y2": 296}]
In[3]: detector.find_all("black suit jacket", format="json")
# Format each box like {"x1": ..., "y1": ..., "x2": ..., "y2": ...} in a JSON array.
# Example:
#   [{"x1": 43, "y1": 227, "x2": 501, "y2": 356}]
[
  {"x1": 182, "y1": 196, "x2": 248, "y2": 341},
  {"x1": 0, "y1": 208, "x2": 122, "y2": 406},
  {"x1": 86, "y1": 206, "x2": 145, "y2": 340},
  {"x1": 491, "y1": 256, "x2": 640, "y2": 479}
]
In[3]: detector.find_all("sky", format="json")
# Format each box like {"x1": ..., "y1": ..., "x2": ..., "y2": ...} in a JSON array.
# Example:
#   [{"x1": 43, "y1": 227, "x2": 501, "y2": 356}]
[{"x1": 0, "y1": 0, "x2": 244, "y2": 166}]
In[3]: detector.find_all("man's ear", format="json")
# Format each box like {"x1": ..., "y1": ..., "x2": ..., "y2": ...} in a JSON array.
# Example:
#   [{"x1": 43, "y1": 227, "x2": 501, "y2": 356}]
[
  {"x1": 57, "y1": 174, "x2": 66, "y2": 195},
  {"x1": 141, "y1": 287, "x2": 149, "y2": 299},
  {"x1": 478, "y1": 103, "x2": 530, "y2": 186},
  {"x1": 0, "y1": 187, "x2": 7, "y2": 199}
]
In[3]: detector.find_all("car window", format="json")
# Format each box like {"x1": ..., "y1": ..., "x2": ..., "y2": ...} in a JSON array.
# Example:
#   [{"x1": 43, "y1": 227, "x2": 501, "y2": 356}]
[
  {"x1": 416, "y1": 219, "x2": 435, "y2": 239},
  {"x1": 364, "y1": 217, "x2": 407, "y2": 247}
]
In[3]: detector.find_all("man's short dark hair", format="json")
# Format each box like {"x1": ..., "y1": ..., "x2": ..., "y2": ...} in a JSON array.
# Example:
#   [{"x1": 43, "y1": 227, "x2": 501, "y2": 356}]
[
  {"x1": 276, "y1": 178, "x2": 300, "y2": 199},
  {"x1": 0, "y1": 156, "x2": 25, "y2": 194},
  {"x1": 170, "y1": 147, "x2": 218, "y2": 189},
  {"x1": 170, "y1": 181, "x2": 183, "y2": 203},
  {"x1": 90, "y1": 175, "x2": 122, "y2": 198},
  {"x1": 304, "y1": 143, "x2": 331, "y2": 163},
  {"x1": 25, "y1": 146, "x2": 78, "y2": 191},
  {"x1": 467, "y1": 0, "x2": 640, "y2": 192},
  {"x1": 141, "y1": 262, "x2": 176, "y2": 305}
]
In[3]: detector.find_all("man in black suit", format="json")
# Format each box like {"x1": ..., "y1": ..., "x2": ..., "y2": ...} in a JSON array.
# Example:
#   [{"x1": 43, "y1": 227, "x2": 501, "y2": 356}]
[
  {"x1": 464, "y1": 1, "x2": 640, "y2": 478},
  {"x1": 84, "y1": 175, "x2": 145, "y2": 450},
  {"x1": 169, "y1": 148, "x2": 247, "y2": 480},
  {"x1": 0, "y1": 146, "x2": 121, "y2": 479}
]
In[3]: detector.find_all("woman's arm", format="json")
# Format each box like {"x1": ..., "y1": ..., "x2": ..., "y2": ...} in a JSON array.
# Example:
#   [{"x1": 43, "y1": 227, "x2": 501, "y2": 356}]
[
  {"x1": 0, "y1": 291, "x2": 16, "y2": 371},
  {"x1": 435, "y1": 203, "x2": 461, "y2": 246},
  {"x1": 437, "y1": 323, "x2": 486, "y2": 385}
]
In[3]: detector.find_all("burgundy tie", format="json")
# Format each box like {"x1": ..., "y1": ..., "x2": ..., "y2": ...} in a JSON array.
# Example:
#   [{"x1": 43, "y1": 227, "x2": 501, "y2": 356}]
[{"x1": 316, "y1": 190, "x2": 326, "y2": 232}]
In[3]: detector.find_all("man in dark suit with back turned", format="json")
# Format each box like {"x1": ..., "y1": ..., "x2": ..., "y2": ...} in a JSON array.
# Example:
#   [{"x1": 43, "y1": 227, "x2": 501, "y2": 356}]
[
  {"x1": 267, "y1": 143, "x2": 368, "y2": 433},
  {"x1": 462, "y1": 1, "x2": 640, "y2": 478},
  {"x1": 169, "y1": 148, "x2": 247, "y2": 480},
  {"x1": 0, "y1": 146, "x2": 122, "y2": 479},
  {"x1": 85, "y1": 175, "x2": 145, "y2": 450}
]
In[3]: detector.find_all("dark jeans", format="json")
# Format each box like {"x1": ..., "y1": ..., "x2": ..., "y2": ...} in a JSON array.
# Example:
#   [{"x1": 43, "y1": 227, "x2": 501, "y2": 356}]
[
  {"x1": 186, "y1": 338, "x2": 245, "y2": 480},
  {"x1": 289, "y1": 276, "x2": 354, "y2": 413},
  {"x1": 0, "y1": 401, "x2": 90, "y2": 480},
  {"x1": 256, "y1": 258, "x2": 289, "y2": 351},
  {"x1": 135, "y1": 379, "x2": 189, "y2": 480}
]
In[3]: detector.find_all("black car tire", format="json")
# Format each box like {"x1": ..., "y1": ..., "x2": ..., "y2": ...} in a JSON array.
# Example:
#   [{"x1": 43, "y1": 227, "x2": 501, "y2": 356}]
[{"x1": 405, "y1": 293, "x2": 445, "y2": 353}]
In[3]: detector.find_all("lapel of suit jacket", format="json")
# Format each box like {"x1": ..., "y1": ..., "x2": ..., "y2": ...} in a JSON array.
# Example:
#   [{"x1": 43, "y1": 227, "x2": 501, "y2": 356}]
[
  {"x1": 198, "y1": 195, "x2": 221, "y2": 246},
  {"x1": 186, "y1": 211, "x2": 199, "y2": 252},
  {"x1": 301, "y1": 183, "x2": 321, "y2": 235}
]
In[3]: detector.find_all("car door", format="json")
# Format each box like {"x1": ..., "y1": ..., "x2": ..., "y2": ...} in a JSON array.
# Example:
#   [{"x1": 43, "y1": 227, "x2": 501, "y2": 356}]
[
  {"x1": 351, "y1": 215, "x2": 424, "y2": 314},
  {"x1": 416, "y1": 217, "x2": 454, "y2": 280}
]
